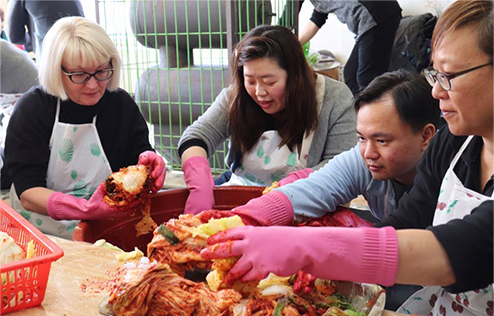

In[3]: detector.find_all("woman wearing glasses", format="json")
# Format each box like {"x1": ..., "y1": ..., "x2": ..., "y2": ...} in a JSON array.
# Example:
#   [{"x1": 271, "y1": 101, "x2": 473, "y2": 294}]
[
  {"x1": 202, "y1": 1, "x2": 493, "y2": 314},
  {"x1": 4, "y1": 17, "x2": 165, "y2": 239}
]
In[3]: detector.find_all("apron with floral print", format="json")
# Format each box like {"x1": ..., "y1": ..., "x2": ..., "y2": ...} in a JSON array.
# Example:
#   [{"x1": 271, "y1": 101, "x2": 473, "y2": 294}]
[
  {"x1": 398, "y1": 136, "x2": 494, "y2": 316},
  {"x1": 10, "y1": 99, "x2": 112, "y2": 239},
  {"x1": 224, "y1": 130, "x2": 313, "y2": 187}
]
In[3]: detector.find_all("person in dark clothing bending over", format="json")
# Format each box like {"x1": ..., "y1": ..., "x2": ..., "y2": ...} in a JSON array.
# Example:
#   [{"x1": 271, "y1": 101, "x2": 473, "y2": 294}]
[
  {"x1": 5, "y1": 0, "x2": 85, "y2": 61},
  {"x1": 299, "y1": 0, "x2": 402, "y2": 95}
]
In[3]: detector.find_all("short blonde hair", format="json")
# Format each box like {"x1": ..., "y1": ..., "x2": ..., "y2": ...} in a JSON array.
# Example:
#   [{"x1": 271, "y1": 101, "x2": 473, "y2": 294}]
[{"x1": 39, "y1": 16, "x2": 122, "y2": 100}]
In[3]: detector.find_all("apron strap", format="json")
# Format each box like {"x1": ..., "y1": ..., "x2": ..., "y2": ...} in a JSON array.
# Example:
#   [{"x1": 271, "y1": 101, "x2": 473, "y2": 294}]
[
  {"x1": 448, "y1": 136, "x2": 474, "y2": 172},
  {"x1": 49, "y1": 99, "x2": 62, "y2": 147}
]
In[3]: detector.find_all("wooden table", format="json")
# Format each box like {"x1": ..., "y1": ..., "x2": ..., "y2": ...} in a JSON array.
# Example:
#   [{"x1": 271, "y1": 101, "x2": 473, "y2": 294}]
[{"x1": 9, "y1": 236, "x2": 124, "y2": 316}]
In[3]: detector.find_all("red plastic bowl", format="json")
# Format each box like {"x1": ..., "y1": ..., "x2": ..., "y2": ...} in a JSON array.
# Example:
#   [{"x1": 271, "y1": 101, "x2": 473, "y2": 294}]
[{"x1": 72, "y1": 186, "x2": 263, "y2": 253}]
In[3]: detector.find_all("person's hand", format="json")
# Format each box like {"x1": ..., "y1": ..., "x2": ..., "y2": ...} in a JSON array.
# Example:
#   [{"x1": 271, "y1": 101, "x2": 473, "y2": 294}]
[
  {"x1": 228, "y1": 191, "x2": 294, "y2": 226},
  {"x1": 138, "y1": 151, "x2": 166, "y2": 193},
  {"x1": 183, "y1": 156, "x2": 215, "y2": 215},
  {"x1": 201, "y1": 225, "x2": 398, "y2": 286},
  {"x1": 277, "y1": 168, "x2": 314, "y2": 186},
  {"x1": 46, "y1": 183, "x2": 139, "y2": 220}
]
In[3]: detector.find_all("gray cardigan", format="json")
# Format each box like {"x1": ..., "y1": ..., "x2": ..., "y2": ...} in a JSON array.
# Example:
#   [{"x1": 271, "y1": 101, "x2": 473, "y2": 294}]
[{"x1": 178, "y1": 74, "x2": 357, "y2": 171}]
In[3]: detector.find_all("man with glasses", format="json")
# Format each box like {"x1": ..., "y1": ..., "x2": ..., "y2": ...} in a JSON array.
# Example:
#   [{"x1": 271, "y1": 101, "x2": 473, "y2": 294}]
[{"x1": 4, "y1": 17, "x2": 166, "y2": 239}]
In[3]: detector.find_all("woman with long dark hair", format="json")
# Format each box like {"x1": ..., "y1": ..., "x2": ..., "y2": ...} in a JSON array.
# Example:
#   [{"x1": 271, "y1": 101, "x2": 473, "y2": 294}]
[{"x1": 178, "y1": 25, "x2": 356, "y2": 215}]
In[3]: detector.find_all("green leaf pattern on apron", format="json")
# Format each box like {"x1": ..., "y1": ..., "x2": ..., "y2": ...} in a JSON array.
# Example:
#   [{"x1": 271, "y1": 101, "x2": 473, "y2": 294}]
[
  {"x1": 271, "y1": 169, "x2": 286, "y2": 182},
  {"x1": 264, "y1": 155, "x2": 271, "y2": 165},
  {"x1": 90, "y1": 143, "x2": 101, "y2": 157},
  {"x1": 286, "y1": 152, "x2": 297, "y2": 167},
  {"x1": 257, "y1": 146, "x2": 264, "y2": 158},
  {"x1": 244, "y1": 173, "x2": 256, "y2": 182},
  {"x1": 20, "y1": 210, "x2": 31, "y2": 220},
  {"x1": 71, "y1": 170, "x2": 78, "y2": 180},
  {"x1": 73, "y1": 179, "x2": 87, "y2": 198},
  {"x1": 73, "y1": 126, "x2": 78, "y2": 133},
  {"x1": 59, "y1": 138, "x2": 74, "y2": 163},
  {"x1": 67, "y1": 222, "x2": 78, "y2": 232},
  {"x1": 447, "y1": 200, "x2": 458, "y2": 214},
  {"x1": 35, "y1": 218, "x2": 43, "y2": 226},
  {"x1": 88, "y1": 186, "x2": 97, "y2": 197}
]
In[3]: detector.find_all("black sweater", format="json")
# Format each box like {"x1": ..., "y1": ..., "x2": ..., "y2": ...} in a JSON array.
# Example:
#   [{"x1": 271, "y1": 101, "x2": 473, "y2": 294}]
[
  {"x1": 376, "y1": 126, "x2": 493, "y2": 294},
  {"x1": 5, "y1": 86, "x2": 153, "y2": 197}
]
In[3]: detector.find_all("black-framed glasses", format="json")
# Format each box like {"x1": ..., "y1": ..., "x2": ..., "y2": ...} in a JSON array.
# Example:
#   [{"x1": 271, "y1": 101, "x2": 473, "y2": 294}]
[
  {"x1": 422, "y1": 62, "x2": 492, "y2": 91},
  {"x1": 61, "y1": 61, "x2": 114, "y2": 84}
]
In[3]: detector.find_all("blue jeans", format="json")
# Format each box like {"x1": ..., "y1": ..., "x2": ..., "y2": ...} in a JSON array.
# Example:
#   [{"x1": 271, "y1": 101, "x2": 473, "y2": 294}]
[{"x1": 214, "y1": 171, "x2": 232, "y2": 186}]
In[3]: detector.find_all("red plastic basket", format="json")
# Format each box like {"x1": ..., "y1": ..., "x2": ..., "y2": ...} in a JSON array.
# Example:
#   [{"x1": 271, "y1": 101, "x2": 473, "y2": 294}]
[{"x1": 0, "y1": 200, "x2": 64, "y2": 314}]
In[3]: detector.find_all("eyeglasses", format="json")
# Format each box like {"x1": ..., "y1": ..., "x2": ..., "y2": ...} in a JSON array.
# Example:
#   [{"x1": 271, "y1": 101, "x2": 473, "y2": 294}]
[
  {"x1": 422, "y1": 62, "x2": 492, "y2": 91},
  {"x1": 61, "y1": 62, "x2": 114, "y2": 84}
]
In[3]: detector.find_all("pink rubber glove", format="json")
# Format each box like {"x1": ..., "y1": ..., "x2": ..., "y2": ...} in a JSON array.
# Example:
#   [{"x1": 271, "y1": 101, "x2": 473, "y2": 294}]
[
  {"x1": 138, "y1": 151, "x2": 166, "y2": 193},
  {"x1": 183, "y1": 156, "x2": 215, "y2": 215},
  {"x1": 201, "y1": 225, "x2": 398, "y2": 286},
  {"x1": 230, "y1": 191, "x2": 293, "y2": 226},
  {"x1": 277, "y1": 168, "x2": 314, "y2": 186},
  {"x1": 46, "y1": 183, "x2": 139, "y2": 220}
]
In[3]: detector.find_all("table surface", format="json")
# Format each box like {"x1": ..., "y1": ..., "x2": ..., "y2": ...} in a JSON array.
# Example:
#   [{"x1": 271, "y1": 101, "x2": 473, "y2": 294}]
[{"x1": 9, "y1": 236, "x2": 124, "y2": 316}]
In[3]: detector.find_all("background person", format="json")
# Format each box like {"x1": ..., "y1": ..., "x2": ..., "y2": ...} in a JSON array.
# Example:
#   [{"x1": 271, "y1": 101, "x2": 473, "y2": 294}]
[
  {"x1": 202, "y1": 1, "x2": 493, "y2": 314},
  {"x1": 299, "y1": 0, "x2": 402, "y2": 95},
  {"x1": 1, "y1": 8, "x2": 7, "y2": 40},
  {"x1": 178, "y1": 25, "x2": 357, "y2": 215},
  {"x1": 4, "y1": 17, "x2": 165, "y2": 239},
  {"x1": 0, "y1": 39, "x2": 38, "y2": 94},
  {"x1": 0, "y1": 38, "x2": 39, "y2": 190},
  {"x1": 5, "y1": 0, "x2": 85, "y2": 61}
]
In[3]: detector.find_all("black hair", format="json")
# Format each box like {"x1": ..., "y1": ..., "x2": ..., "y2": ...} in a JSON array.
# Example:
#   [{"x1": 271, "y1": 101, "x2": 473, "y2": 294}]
[
  {"x1": 353, "y1": 69, "x2": 441, "y2": 132},
  {"x1": 228, "y1": 24, "x2": 317, "y2": 153}
]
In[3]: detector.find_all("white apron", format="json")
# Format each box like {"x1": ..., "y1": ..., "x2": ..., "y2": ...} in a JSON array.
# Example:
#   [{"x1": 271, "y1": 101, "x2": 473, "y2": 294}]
[
  {"x1": 10, "y1": 99, "x2": 112, "y2": 239},
  {"x1": 224, "y1": 130, "x2": 313, "y2": 186},
  {"x1": 398, "y1": 136, "x2": 494, "y2": 316}
]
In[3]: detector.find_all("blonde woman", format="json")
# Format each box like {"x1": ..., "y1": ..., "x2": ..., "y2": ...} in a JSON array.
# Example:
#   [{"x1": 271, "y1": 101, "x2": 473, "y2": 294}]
[{"x1": 5, "y1": 17, "x2": 165, "y2": 239}]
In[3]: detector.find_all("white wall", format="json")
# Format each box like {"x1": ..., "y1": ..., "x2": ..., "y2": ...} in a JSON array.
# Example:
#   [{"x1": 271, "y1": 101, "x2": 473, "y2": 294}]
[{"x1": 298, "y1": 0, "x2": 455, "y2": 65}]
